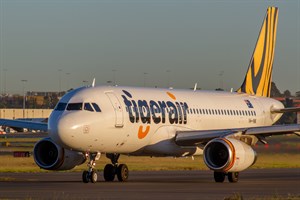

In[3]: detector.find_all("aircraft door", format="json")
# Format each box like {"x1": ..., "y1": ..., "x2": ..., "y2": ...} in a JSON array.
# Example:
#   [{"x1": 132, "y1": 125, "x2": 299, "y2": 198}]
[{"x1": 105, "y1": 92, "x2": 124, "y2": 128}]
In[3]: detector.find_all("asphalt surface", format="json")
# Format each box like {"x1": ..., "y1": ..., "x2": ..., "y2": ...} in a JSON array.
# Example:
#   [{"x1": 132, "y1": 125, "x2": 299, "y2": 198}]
[{"x1": 0, "y1": 169, "x2": 299, "y2": 199}]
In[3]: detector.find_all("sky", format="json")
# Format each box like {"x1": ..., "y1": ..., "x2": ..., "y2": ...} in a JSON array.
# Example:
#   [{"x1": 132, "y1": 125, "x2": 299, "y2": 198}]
[{"x1": 0, "y1": 0, "x2": 299, "y2": 95}]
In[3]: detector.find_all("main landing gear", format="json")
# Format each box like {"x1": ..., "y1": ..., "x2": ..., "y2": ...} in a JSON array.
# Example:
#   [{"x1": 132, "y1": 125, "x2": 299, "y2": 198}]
[
  {"x1": 214, "y1": 171, "x2": 239, "y2": 183},
  {"x1": 81, "y1": 152, "x2": 129, "y2": 183},
  {"x1": 103, "y1": 153, "x2": 129, "y2": 182}
]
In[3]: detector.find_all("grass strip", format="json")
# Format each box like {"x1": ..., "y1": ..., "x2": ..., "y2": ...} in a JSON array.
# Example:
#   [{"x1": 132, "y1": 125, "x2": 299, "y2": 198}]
[{"x1": 0, "y1": 153, "x2": 300, "y2": 173}]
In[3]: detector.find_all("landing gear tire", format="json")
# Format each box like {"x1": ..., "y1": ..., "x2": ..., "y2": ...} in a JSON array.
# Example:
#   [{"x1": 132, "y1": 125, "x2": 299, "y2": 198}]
[
  {"x1": 214, "y1": 171, "x2": 225, "y2": 183},
  {"x1": 90, "y1": 170, "x2": 98, "y2": 183},
  {"x1": 82, "y1": 170, "x2": 89, "y2": 183},
  {"x1": 117, "y1": 164, "x2": 129, "y2": 182},
  {"x1": 228, "y1": 172, "x2": 239, "y2": 183},
  {"x1": 104, "y1": 164, "x2": 116, "y2": 182}
]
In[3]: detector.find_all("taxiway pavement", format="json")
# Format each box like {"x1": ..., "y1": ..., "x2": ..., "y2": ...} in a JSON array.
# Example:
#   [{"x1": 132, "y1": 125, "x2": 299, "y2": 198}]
[{"x1": 0, "y1": 169, "x2": 299, "y2": 199}]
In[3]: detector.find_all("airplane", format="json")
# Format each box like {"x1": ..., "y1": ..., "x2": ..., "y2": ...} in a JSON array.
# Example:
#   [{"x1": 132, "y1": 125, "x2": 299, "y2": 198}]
[{"x1": 1, "y1": 6, "x2": 300, "y2": 183}]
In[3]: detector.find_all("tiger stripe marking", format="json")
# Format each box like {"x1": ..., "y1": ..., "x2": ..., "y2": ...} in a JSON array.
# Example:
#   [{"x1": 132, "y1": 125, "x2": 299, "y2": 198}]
[{"x1": 238, "y1": 7, "x2": 278, "y2": 97}]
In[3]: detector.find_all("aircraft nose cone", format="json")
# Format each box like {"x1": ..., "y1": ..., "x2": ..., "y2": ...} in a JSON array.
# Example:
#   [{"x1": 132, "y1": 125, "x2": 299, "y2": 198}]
[{"x1": 49, "y1": 113, "x2": 81, "y2": 149}]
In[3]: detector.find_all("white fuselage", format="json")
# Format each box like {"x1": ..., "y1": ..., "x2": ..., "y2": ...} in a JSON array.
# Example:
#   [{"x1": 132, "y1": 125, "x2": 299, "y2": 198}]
[{"x1": 48, "y1": 86, "x2": 283, "y2": 157}]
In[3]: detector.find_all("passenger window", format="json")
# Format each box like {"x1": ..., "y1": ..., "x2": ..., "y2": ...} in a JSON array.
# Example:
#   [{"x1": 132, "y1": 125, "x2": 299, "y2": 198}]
[
  {"x1": 84, "y1": 103, "x2": 94, "y2": 112},
  {"x1": 55, "y1": 102, "x2": 67, "y2": 111},
  {"x1": 92, "y1": 103, "x2": 101, "y2": 112},
  {"x1": 67, "y1": 103, "x2": 83, "y2": 111}
]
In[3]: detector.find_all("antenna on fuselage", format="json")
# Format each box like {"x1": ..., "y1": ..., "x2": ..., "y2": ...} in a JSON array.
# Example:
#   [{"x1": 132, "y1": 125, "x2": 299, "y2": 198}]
[
  {"x1": 92, "y1": 78, "x2": 96, "y2": 87},
  {"x1": 193, "y1": 83, "x2": 198, "y2": 91}
]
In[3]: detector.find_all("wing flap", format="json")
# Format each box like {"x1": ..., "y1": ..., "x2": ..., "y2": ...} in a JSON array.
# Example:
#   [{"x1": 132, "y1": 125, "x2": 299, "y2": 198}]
[{"x1": 0, "y1": 118, "x2": 48, "y2": 132}]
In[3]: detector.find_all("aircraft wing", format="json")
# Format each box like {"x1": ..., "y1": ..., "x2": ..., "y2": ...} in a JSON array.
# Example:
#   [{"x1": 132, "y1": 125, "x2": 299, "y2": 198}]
[
  {"x1": 0, "y1": 118, "x2": 48, "y2": 131},
  {"x1": 175, "y1": 124, "x2": 300, "y2": 146}
]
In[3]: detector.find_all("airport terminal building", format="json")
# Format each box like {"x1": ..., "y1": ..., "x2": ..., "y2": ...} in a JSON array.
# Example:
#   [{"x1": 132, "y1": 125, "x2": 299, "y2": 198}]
[{"x1": 0, "y1": 109, "x2": 52, "y2": 120}]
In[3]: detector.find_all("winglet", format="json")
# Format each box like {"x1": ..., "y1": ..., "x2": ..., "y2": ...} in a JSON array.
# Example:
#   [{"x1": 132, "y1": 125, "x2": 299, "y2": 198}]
[
  {"x1": 237, "y1": 7, "x2": 279, "y2": 97},
  {"x1": 92, "y1": 78, "x2": 96, "y2": 87}
]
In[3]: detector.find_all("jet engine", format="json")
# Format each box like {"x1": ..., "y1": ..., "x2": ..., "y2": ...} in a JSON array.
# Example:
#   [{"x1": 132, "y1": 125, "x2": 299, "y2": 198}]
[
  {"x1": 33, "y1": 138, "x2": 86, "y2": 170},
  {"x1": 203, "y1": 138, "x2": 257, "y2": 172}
]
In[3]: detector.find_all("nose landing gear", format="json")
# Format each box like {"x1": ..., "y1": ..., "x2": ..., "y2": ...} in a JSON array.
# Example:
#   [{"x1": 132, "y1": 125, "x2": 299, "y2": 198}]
[
  {"x1": 81, "y1": 152, "x2": 129, "y2": 183},
  {"x1": 82, "y1": 152, "x2": 101, "y2": 183}
]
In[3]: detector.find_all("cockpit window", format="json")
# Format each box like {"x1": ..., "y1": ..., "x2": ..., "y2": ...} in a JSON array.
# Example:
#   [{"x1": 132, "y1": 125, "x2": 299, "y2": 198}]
[
  {"x1": 92, "y1": 103, "x2": 101, "y2": 112},
  {"x1": 55, "y1": 103, "x2": 67, "y2": 111},
  {"x1": 67, "y1": 103, "x2": 83, "y2": 111},
  {"x1": 84, "y1": 103, "x2": 94, "y2": 112}
]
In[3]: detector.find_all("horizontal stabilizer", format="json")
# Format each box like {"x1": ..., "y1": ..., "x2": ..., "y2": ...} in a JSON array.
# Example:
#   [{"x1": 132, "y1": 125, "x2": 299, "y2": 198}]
[{"x1": 271, "y1": 107, "x2": 300, "y2": 113}]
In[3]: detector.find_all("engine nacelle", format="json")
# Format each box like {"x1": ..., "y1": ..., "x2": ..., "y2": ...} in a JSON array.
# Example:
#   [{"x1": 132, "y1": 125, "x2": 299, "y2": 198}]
[
  {"x1": 33, "y1": 138, "x2": 86, "y2": 170},
  {"x1": 203, "y1": 138, "x2": 257, "y2": 172}
]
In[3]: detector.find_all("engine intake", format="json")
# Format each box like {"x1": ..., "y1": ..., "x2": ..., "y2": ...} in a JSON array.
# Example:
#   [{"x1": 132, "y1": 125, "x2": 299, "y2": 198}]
[
  {"x1": 203, "y1": 138, "x2": 257, "y2": 172},
  {"x1": 34, "y1": 138, "x2": 86, "y2": 170}
]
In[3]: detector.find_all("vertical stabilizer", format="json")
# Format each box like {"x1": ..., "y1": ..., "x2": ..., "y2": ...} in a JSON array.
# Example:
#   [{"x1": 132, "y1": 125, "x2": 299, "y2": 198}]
[{"x1": 237, "y1": 7, "x2": 278, "y2": 97}]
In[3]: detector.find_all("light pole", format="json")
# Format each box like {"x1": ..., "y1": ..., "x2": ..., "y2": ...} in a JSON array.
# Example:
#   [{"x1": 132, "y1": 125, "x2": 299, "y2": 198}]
[
  {"x1": 21, "y1": 80, "x2": 28, "y2": 118},
  {"x1": 219, "y1": 71, "x2": 224, "y2": 90},
  {"x1": 2, "y1": 69, "x2": 7, "y2": 95},
  {"x1": 58, "y1": 69, "x2": 62, "y2": 93},
  {"x1": 166, "y1": 70, "x2": 171, "y2": 88},
  {"x1": 65, "y1": 72, "x2": 70, "y2": 91},
  {"x1": 112, "y1": 69, "x2": 117, "y2": 86},
  {"x1": 83, "y1": 80, "x2": 88, "y2": 86},
  {"x1": 143, "y1": 72, "x2": 148, "y2": 87}
]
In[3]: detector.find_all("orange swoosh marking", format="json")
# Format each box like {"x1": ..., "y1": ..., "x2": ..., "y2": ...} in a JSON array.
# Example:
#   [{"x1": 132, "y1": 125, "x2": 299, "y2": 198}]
[
  {"x1": 138, "y1": 125, "x2": 150, "y2": 139},
  {"x1": 166, "y1": 92, "x2": 176, "y2": 100}
]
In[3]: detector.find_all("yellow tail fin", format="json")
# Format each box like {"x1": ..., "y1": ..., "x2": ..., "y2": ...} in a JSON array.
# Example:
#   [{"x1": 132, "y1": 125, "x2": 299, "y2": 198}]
[{"x1": 237, "y1": 7, "x2": 278, "y2": 97}]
